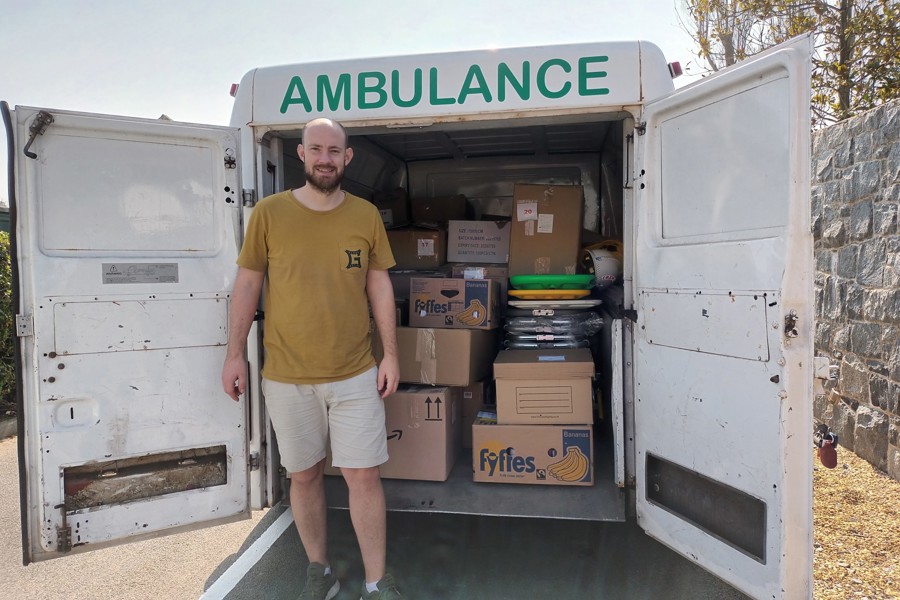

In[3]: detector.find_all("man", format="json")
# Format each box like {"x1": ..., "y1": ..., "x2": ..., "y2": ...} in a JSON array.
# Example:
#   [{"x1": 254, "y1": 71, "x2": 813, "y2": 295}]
[{"x1": 221, "y1": 118, "x2": 403, "y2": 600}]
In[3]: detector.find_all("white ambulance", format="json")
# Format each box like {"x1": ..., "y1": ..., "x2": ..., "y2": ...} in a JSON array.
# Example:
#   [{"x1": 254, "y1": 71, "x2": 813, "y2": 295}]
[{"x1": 4, "y1": 34, "x2": 814, "y2": 599}]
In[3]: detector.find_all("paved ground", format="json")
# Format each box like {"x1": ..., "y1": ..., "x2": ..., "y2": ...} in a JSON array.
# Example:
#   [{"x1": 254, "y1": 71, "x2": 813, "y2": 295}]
[
  {"x1": 0, "y1": 435, "x2": 270, "y2": 600},
  {"x1": 2, "y1": 430, "x2": 748, "y2": 599}
]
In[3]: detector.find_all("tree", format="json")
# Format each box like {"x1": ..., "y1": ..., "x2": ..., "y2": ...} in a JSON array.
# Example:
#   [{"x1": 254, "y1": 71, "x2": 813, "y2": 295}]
[{"x1": 679, "y1": 0, "x2": 900, "y2": 125}]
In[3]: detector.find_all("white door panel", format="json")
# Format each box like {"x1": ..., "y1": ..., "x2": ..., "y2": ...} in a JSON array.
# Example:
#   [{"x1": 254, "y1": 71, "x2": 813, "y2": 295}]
[
  {"x1": 634, "y1": 37, "x2": 813, "y2": 599},
  {"x1": 14, "y1": 107, "x2": 247, "y2": 562}
]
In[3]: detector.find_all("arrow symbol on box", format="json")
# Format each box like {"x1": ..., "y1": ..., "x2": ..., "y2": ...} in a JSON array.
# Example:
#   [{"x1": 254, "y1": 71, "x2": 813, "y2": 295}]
[{"x1": 425, "y1": 397, "x2": 442, "y2": 421}]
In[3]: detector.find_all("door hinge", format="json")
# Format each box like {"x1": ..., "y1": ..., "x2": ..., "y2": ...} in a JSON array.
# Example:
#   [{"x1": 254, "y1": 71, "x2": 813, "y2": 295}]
[
  {"x1": 56, "y1": 504, "x2": 72, "y2": 552},
  {"x1": 56, "y1": 525, "x2": 72, "y2": 552},
  {"x1": 624, "y1": 309, "x2": 638, "y2": 323},
  {"x1": 249, "y1": 451, "x2": 260, "y2": 472},
  {"x1": 635, "y1": 121, "x2": 647, "y2": 136},
  {"x1": 16, "y1": 314, "x2": 33, "y2": 337},
  {"x1": 242, "y1": 189, "x2": 257, "y2": 207}
]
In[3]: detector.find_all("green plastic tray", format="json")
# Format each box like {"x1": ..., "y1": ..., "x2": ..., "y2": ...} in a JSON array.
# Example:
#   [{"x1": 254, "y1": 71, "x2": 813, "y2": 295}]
[{"x1": 509, "y1": 274, "x2": 595, "y2": 290}]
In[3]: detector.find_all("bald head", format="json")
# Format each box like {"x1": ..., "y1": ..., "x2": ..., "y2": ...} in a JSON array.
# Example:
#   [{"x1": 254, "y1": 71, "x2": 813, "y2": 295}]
[{"x1": 302, "y1": 118, "x2": 348, "y2": 148}]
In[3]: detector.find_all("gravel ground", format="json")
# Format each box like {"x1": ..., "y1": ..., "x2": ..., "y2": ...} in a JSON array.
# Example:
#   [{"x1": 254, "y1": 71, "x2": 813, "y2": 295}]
[
  {"x1": 813, "y1": 448, "x2": 900, "y2": 599},
  {"x1": 0, "y1": 436, "x2": 270, "y2": 600},
  {"x1": 2, "y1": 430, "x2": 898, "y2": 599}
]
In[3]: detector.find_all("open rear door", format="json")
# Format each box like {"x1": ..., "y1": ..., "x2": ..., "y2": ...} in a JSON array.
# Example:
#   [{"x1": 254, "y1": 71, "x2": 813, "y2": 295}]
[
  {"x1": 12, "y1": 107, "x2": 247, "y2": 562},
  {"x1": 633, "y1": 38, "x2": 813, "y2": 598}
]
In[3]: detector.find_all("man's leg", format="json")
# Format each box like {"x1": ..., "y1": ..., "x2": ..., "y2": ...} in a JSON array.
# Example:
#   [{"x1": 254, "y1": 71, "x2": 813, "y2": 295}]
[
  {"x1": 341, "y1": 466, "x2": 386, "y2": 583},
  {"x1": 290, "y1": 459, "x2": 329, "y2": 566}
]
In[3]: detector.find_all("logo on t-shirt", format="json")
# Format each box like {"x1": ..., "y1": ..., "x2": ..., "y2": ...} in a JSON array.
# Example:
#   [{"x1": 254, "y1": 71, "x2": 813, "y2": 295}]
[{"x1": 344, "y1": 249, "x2": 362, "y2": 269}]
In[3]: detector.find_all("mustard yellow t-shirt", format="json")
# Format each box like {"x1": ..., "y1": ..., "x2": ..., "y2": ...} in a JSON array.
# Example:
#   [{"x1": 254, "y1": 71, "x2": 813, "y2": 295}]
[{"x1": 237, "y1": 190, "x2": 395, "y2": 383}]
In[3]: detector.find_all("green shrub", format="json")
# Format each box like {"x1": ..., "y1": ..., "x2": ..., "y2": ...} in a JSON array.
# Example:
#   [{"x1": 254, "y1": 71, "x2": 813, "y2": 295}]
[{"x1": 0, "y1": 231, "x2": 15, "y2": 415}]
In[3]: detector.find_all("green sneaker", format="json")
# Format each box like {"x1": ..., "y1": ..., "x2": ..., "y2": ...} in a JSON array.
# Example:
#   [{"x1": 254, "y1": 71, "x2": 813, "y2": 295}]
[
  {"x1": 299, "y1": 562, "x2": 340, "y2": 600},
  {"x1": 360, "y1": 573, "x2": 403, "y2": 599}
]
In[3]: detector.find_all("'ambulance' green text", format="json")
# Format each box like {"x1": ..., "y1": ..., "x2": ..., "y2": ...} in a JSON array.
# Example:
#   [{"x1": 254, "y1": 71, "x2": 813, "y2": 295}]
[{"x1": 280, "y1": 56, "x2": 610, "y2": 114}]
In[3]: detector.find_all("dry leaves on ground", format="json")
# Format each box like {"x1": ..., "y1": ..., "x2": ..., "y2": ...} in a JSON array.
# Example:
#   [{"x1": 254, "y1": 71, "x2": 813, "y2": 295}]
[{"x1": 814, "y1": 448, "x2": 900, "y2": 599}]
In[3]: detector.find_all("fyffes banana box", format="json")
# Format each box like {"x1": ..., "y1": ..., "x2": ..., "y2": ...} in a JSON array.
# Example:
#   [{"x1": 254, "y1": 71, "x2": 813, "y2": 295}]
[
  {"x1": 409, "y1": 277, "x2": 500, "y2": 330},
  {"x1": 472, "y1": 423, "x2": 594, "y2": 486}
]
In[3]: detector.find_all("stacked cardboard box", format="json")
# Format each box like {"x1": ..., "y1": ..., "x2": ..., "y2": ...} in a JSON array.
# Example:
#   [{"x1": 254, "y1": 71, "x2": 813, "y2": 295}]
[
  {"x1": 326, "y1": 385, "x2": 461, "y2": 482},
  {"x1": 508, "y1": 184, "x2": 584, "y2": 276},
  {"x1": 409, "y1": 277, "x2": 500, "y2": 330},
  {"x1": 472, "y1": 348, "x2": 595, "y2": 486},
  {"x1": 373, "y1": 326, "x2": 498, "y2": 386}
]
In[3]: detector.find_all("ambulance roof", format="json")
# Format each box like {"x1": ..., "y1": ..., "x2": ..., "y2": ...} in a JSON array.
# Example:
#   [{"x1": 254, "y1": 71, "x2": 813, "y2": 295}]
[{"x1": 231, "y1": 41, "x2": 673, "y2": 128}]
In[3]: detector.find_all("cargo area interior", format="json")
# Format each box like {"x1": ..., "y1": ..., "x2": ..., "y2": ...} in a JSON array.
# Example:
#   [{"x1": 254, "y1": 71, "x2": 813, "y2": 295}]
[{"x1": 267, "y1": 112, "x2": 630, "y2": 522}]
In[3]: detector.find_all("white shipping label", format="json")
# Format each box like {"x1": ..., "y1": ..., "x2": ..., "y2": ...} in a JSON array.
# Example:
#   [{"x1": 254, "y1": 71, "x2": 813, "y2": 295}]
[
  {"x1": 537, "y1": 213, "x2": 555, "y2": 233},
  {"x1": 417, "y1": 239, "x2": 436, "y2": 257},
  {"x1": 524, "y1": 220, "x2": 535, "y2": 236},
  {"x1": 517, "y1": 202, "x2": 539, "y2": 222}
]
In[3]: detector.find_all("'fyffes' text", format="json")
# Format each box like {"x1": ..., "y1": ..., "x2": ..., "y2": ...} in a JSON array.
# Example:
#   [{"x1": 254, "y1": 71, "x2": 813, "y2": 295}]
[
  {"x1": 479, "y1": 448, "x2": 536, "y2": 476},
  {"x1": 280, "y1": 56, "x2": 610, "y2": 114}
]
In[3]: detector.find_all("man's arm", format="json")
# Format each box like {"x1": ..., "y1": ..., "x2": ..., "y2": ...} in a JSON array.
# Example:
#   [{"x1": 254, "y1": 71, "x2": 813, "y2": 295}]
[
  {"x1": 221, "y1": 267, "x2": 266, "y2": 401},
  {"x1": 366, "y1": 268, "x2": 399, "y2": 399}
]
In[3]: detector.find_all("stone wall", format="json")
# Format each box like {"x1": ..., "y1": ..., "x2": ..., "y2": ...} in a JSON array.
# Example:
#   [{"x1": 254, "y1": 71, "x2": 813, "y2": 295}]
[{"x1": 812, "y1": 99, "x2": 900, "y2": 481}]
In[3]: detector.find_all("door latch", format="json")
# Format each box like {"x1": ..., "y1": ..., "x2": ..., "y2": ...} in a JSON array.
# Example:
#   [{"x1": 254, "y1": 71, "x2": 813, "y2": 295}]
[
  {"x1": 24, "y1": 111, "x2": 55, "y2": 159},
  {"x1": 814, "y1": 423, "x2": 838, "y2": 469},
  {"x1": 783, "y1": 310, "x2": 799, "y2": 338}
]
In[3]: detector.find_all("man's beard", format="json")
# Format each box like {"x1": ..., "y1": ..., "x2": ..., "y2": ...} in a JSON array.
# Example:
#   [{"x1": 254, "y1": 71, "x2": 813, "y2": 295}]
[{"x1": 305, "y1": 163, "x2": 344, "y2": 195}]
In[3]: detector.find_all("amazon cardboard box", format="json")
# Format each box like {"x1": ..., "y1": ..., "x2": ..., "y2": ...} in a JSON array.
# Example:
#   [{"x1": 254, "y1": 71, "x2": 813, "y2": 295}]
[
  {"x1": 326, "y1": 385, "x2": 461, "y2": 481},
  {"x1": 493, "y1": 348, "x2": 594, "y2": 425},
  {"x1": 387, "y1": 228, "x2": 447, "y2": 270},
  {"x1": 447, "y1": 220, "x2": 510, "y2": 263},
  {"x1": 472, "y1": 423, "x2": 594, "y2": 486},
  {"x1": 409, "y1": 277, "x2": 500, "y2": 330},
  {"x1": 508, "y1": 184, "x2": 584, "y2": 276},
  {"x1": 373, "y1": 327, "x2": 499, "y2": 386}
]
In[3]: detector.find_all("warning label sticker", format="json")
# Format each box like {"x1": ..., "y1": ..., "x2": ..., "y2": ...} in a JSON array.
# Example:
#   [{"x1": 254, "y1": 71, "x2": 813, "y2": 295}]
[{"x1": 102, "y1": 263, "x2": 179, "y2": 284}]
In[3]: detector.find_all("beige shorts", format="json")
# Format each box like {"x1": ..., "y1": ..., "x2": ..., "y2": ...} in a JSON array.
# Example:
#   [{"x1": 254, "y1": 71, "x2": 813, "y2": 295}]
[{"x1": 262, "y1": 367, "x2": 389, "y2": 473}]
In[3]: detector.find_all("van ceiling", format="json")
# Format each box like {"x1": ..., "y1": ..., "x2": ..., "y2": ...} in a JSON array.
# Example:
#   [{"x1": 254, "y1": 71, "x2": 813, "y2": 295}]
[{"x1": 358, "y1": 121, "x2": 612, "y2": 162}]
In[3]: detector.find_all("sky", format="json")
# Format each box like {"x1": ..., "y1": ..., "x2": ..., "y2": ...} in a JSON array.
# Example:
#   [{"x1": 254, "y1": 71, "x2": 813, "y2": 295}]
[{"x1": 0, "y1": 0, "x2": 704, "y2": 206}]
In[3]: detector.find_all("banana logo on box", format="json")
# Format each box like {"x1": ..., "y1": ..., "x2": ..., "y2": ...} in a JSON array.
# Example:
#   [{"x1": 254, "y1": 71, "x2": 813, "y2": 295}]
[
  {"x1": 456, "y1": 299, "x2": 487, "y2": 326},
  {"x1": 547, "y1": 446, "x2": 590, "y2": 482}
]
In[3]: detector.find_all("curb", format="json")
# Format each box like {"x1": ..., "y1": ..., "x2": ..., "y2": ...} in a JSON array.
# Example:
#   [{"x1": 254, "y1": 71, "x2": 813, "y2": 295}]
[{"x1": 0, "y1": 416, "x2": 16, "y2": 440}]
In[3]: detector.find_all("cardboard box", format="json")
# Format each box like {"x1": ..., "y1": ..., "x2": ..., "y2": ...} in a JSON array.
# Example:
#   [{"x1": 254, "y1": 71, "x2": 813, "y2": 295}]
[
  {"x1": 447, "y1": 220, "x2": 510, "y2": 263},
  {"x1": 411, "y1": 195, "x2": 468, "y2": 225},
  {"x1": 450, "y1": 263, "x2": 510, "y2": 316},
  {"x1": 386, "y1": 228, "x2": 446, "y2": 270},
  {"x1": 388, "y1": 267, "x2": 451, "y2": 301},
  {"x1": 493, "y1": 349, "x2": 594, "y2": 425},
  {"x1": 508, "y1": 184, "x2": 584, "y2": 276},
  {"x1": 460, "y1": 380, "x2": 489, "y2": 449},
  {"x1": 326, "y1": 385, "x2": 461, "y2": 481},
  {"x1": 409, "y1": 277, "x2": 500, "y2": 330},
  {"x1": 472, "y1": 423, "x2": 594, "y2": 486},
  {"x1": 374, "y1": 326, "x2": 500, "y2": 386},
  {"x1": 373, "y1": 188, "x2": 410, "y2": 228}
]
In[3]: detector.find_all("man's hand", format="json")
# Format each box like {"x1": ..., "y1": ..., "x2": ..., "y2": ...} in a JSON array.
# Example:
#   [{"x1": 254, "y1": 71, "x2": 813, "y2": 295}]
[
  {"x1": 221, "y1": 355, "x2": 247, "y2": 402},
  {"x1": 377, "y1": 353, "x2": 400, "y2": 399},
  {"x1": 221, "y1": 267, "x2": 265, "y2": 402}
]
